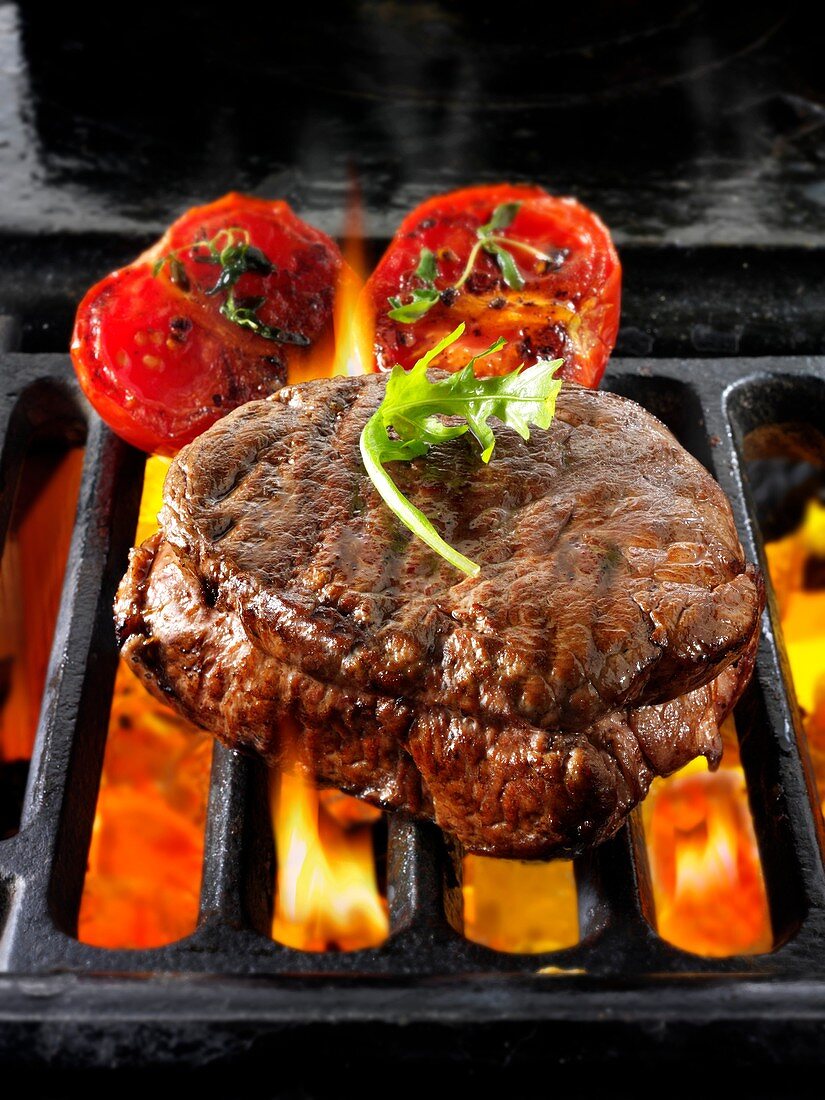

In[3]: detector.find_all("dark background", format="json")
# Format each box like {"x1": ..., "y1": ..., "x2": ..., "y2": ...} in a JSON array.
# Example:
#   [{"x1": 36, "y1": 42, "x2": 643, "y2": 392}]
[{"x1": 0, "y1": 1, "x2": 824, "y2": 356}]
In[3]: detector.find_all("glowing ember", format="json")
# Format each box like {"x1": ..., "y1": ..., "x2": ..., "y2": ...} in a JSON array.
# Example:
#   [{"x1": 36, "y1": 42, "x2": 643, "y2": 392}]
[
  {"x1": 79, "y1": 705, "x2": 211, "y2": 949},
  {"x1": 78, "y1": 651, "x2": 212, "y2": 949},
  {"x1": 463, "y1": 856, "x2": 578, "y2": 953},
  {"x1": 0, "y1": 446, "x2": 84, "y2": 766},
  {"x1": 271, "y1": 768, "x2": 388, "y2": 951}
]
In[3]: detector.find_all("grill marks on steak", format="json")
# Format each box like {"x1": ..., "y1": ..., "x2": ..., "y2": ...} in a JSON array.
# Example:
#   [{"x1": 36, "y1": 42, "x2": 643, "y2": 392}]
[
  {"x1": 118, "y1": 532, "x2": 757, "y2": 857},
  {"x1": 115, "y1": 375, "x2": 765, "y2": 857},
  {"x1": 159, "y1": 377, "x2": 760, "y2": 731}
]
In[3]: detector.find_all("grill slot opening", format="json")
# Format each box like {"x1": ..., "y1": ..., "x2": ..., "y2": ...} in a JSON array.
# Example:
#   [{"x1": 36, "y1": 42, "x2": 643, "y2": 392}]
[
  {"x1": 76, "y1": 456, "x2": 213, "y2": 949},
  {"x1": 42, "y1": 416, "x2": 144, "y2": 941},
  {"x1": 641, "y1": 712, "x2": 773, "y2": 956},
  {"x1": 723, "y1": 372, "x2": 825, "y2": 940},
  {"x1": 732, "y1": 376, "x2": 825, "y2": 835},
  {"x1": 269, "y1": 771, "x2": 390, "y2": 952},
  {"x1": 461, "y1": 855, "x2": 578, "y2": 953},
  {"x1": 0, "y1": 389, "x2": 85, "y2": 840},
  {"x1": 602, "y1": 371, "x2": 776, "y2": 957}
]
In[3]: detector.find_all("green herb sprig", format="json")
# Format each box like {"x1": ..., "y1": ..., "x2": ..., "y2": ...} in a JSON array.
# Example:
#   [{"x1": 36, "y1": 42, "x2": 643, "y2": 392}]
[
  {"x1": 360, "y1": 323, "x2": 563, "y2": 576},
  {"x1": 387, "y1": 247, "x2": 440, "y2": 323},
  {"x1": 153, "y1": 228, "x2": 310, "y2": 346},
  {"x1": 386, "y1": 202, "x2": 559, "y2": 325}
]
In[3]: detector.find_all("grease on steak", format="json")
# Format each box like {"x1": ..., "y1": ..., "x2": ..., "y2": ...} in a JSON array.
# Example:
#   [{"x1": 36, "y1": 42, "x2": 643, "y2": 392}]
[
  {"x1": 117, "y1": 533, "x2": 756, "y2": 858},
  {"x1": 115, "y1": 376, "x2": 764, "y2": 858},
  {"x1": 159, "y1": 376, "x2": 761, "y2": 731}
]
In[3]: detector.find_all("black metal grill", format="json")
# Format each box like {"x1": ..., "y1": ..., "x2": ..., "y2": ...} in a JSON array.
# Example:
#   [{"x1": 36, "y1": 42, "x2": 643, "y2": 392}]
[{"x1": 2, "y1": 331, "x2": 825, "y2": 1071}]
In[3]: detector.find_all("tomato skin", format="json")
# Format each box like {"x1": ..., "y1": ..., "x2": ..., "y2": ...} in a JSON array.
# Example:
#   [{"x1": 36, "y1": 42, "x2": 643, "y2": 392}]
[
  {"x1": 71, "y1": 193, "x2": 343, "y2": 455},
  {"x1": 359, "y1": 184, "x2": 621, "y2": 386}
]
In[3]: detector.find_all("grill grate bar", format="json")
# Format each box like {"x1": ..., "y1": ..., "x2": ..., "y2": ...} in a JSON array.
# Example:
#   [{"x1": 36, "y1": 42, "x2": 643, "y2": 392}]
[
  {"x1": 0, "y1": 373, "x2": 143, "y2": 967},
  {"x1": 199, "y1": 745, "x2": 274, "y2": 937},
  {"x1": 574, "y1": 817, "x2": 656, "y2": 952},
  {"x1": 387, "y1": 814, "x2": 453, "y2": 935}
]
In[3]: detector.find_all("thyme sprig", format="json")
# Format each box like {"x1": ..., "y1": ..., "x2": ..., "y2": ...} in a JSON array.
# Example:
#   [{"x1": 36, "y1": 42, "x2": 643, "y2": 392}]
[
  {"x1": 152, "y1": 227, "x2": 310, "y2": 346},
  {"x1": 386, "y1": 202, "x2": 558, "y2": 325},
  {"x1": 387, "y1": 247, "x2": 440, "y2": 323}
]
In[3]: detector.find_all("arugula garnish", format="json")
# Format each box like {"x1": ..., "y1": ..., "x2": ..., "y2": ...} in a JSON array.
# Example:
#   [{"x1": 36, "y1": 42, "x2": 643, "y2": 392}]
[
  {"x1": 153, "y1": 228, "x2": 310, "y2": 346},
  {"x1": 359, "y1": 323, "x2": 563, "y2": 576},
  {"x1": 386, "y1": 202, "x2": 559, "y2": 324}
]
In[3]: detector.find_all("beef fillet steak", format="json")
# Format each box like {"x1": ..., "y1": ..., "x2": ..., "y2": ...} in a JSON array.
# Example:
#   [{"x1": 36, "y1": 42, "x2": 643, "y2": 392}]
[{"x1": 115, "y1": 376, "x2": 764, "y2": 858}]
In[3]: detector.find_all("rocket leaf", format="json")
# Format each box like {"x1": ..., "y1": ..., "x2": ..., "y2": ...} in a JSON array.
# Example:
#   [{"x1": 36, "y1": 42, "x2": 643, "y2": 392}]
[{"x1": 359, "y1": 323, "x2": 563, "y2": 576}]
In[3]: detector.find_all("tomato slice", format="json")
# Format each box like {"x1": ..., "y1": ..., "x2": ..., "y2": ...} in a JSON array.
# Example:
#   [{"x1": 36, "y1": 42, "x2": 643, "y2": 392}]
[
  {"x1": 71, "y1": 193, "x2": 344, "y2": 454},
  {"x1": 358, "y1": 184, "x2": 621, "y2": 386}
]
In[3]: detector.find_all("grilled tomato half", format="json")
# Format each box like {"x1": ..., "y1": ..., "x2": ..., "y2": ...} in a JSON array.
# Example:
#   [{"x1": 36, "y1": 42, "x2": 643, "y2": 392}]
[
  {"x1": 71, "y1": 193, "x2": 344, "y2": 454},
  {"x1": 358, "y1": 183, "x2": 621, "y2": 385}
]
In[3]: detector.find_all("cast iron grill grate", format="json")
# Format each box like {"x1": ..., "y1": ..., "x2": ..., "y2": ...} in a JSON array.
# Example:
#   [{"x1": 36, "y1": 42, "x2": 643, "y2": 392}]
[{"x1": 2, "y1": 328, "x2": 825, "y2": 1066}]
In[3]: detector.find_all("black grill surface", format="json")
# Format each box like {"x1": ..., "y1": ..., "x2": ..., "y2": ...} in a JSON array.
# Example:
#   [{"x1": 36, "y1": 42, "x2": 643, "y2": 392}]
[{"x1": 1, "y1": 347, "x2": 825, "y2": 1075}]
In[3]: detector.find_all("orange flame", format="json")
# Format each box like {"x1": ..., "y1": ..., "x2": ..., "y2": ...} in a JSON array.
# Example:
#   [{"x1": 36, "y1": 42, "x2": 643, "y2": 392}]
[
  {"x1": 0, "y1": 446, "x2": 85, "y2": 766},
  {"x1": 643, "y1": 732, "x2": 772, "y2": 957},
  {"x1": 271, "y1": 768, "x2": 388, "y2": 951},
  {"x1": 287, "y1": 180, "x2": 371, "y2": 384}
]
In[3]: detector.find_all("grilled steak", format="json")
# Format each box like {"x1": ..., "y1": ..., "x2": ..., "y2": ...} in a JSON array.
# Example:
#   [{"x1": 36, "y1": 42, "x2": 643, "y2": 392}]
[{"x1": 115, "y1": 376, "x2": 764, "y2": 858}]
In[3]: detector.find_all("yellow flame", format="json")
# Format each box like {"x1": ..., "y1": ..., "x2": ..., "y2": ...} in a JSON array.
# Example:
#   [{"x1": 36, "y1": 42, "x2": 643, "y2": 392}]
[
  {"x1": 271, "y1": 769, "x2": 388, "y2": 952},
  {"x1": 766, "y1": 498, "x2": 825, "y2": 716},
  {"x1": 135, "y1": 454, "x2": 171, "y2": 544},
  {"x1": 766, "y1": 497, "x2": 825, "y2": 813},
  {"x1": 267, "y1": 182, "x2": 386, "y2": 951}
]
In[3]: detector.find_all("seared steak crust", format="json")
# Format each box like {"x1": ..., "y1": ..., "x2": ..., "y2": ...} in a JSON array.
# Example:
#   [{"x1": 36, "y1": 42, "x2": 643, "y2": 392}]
[
  {"x1": 115, "y1": 372, "x2": 764, "y2": 857},
  {"x1": 119, "y1": 534, "x2": 756, "y2": 858},
  {"x1": 159, "y1": 376, "x2": 761, "y2": 733}
]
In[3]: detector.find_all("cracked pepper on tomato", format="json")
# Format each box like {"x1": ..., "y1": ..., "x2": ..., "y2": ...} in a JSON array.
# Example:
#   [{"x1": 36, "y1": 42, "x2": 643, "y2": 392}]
[
  {"x1": 71, "y1": 193, "x2": 344, "y2": 454},
  {"x1": 358, "y1": 183, "x2": 621, "y2": 385}
]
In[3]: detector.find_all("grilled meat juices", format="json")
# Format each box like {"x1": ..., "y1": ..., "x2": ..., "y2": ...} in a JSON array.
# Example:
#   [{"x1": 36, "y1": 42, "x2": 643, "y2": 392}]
[{"x1": 115, "y1": 376, "x2": 763, "y2": 859}]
